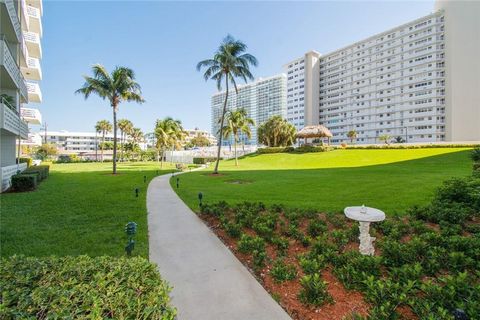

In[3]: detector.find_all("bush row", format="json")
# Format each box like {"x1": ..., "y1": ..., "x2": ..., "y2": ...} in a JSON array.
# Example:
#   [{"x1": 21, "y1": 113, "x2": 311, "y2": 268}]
[
  {"x1": 257, "y1": 145, "x2": 333, "y2": 154},
  {"x1": 11, "y1": 165, "x2": 50, "y2": 192},
  {"x1": 340, "y1": 143, "x2": 480, "y2": 150},
  {"x1": 0, "y1": 255, "x2": 176, "y2": 319},
  {"x1": 193, "y1": 157, "x2": 222, "y2": 164},
  {"x1": 19, "y1": 157, "x2": 32, "y2": 167}
]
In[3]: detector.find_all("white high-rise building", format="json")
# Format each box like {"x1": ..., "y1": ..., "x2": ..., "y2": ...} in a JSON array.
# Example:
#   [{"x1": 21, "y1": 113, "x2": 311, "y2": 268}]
[
  {"x1": 1, "y1": 0, "x2": 43, "y2": 191},
  {"x1": 211, "y1": 74, "x2": 287, "y2": 145},
  {"x1": 284, "y1": 0, "x2": 479, "y2": 144}
]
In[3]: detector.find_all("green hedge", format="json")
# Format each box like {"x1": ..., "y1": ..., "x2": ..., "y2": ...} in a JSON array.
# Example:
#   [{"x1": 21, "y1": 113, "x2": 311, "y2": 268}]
[
  {"x1": 25, "y1": 165, "x2": 49, "y2": 180},
  {"x1": 193, "y1": 157, "x2": 222, "y2": 164},
  {"x1": 0, "y1": 255, "x2": 177, "y2": 319},
  {"x1": 342, "y1": 143, "x2": 480, "y2": 150},
  {"x1": 19, "y1": 157, "x2": 32, "y2": 167},
  {"x1": 11, "y1": 174, "x2": 37, "y2": 191},
  {"x1": 257, "y1": 146, "x2": 333, "y2": 154}
]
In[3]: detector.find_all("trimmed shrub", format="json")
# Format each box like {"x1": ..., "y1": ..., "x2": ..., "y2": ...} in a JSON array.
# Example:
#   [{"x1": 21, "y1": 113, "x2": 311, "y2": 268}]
[
  {"x1": 257, "y1": 147, "x2": 295, "y2": 154},
  {"x1": 25, "y1": 165, "x2": 50, "y2": 181},
  {"x1": 342, "y1": 143, "x2": 479, "y2": 150},
  {"x1": 270, "y1": 259, "x2": 297, "y2": 283},
  {"x1": 11, "y1": 174, "x2": 37, "y2": 191},
  {"x1": 471, "y1": 147, "x2": 480, "y2": 162},
  {"x1": 0, "y1": 255, "x2": 176, "y2": 319},
  {"x1": 193, "y1": 157, "x2": 221, "y2": 164},
  {"x1": 291, "y1": 145, "x2": 334, "y2": 153},
  {"x1": 19, "y1": 157, "x2": 32, "y2": 167}
]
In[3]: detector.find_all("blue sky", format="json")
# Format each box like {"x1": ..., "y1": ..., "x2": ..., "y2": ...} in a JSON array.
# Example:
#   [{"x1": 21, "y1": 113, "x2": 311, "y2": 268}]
[{"x1": 38, "y1": 0, "x2": 435, "y2": 134}]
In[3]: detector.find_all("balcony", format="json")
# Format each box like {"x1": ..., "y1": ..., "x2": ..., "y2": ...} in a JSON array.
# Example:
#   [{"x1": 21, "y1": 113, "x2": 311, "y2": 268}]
[
  {"x1": 1, "y1": 39, "x2": 29, "y2": 102},
  {"x1": 2, "y1": 0, "x2": 22, "y2": 42},
  {"x1": 24, "y1": 31, "x2": 41, "y2": 58},
  {"x1": 26, "y1": 80, "x2": 42, "y2": 103},
  {"x1": 20, "y1": 106, "x2": 42, "y2": 125},
  {"x1": 21, "y1": 56, "x2": 41, "y2": 80},
  {"x1": 0, "y1": 100, "x2": 29, "y2": 139},
  {"x1": 26, "y1": 0, "x2": 42, "y2": 16},
  {"x1": 26, "y1": 5, "x2": 42, "y2": 36}
]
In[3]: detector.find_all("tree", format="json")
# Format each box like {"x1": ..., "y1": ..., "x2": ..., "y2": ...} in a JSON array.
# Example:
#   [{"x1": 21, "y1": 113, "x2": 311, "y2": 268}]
[
  {"x1": 129, "y1": 127, "x2": 144, "y2": 160},
  {"x1": 394, "y1": 136, "x2": 405, "y2": 143},
  {"x1": 190, "y1": 135, "x2": 211, "y2": 148},
  {"x1": 76, "y1": 65, "x2": 145, "y2": 174},
  {"x1": 379, "y1": 134, "x2": 391, "y2": 145},
  {"x1": 257, "y1": 116, "x2": 296, "y2": 147},
  {"x1": 95, "y1": 120, "x2": 112, "y2": 162},
  {"x1": 347, "y1": 130, "x2": 357, "y2": 144},
  {"x1": 118, "y1": 119, "x2": 133, "y2": 162},
  {"x1": 221, "y1": 108, "x2": 255, "y2": 166},
  {"x1": 35, "y1": 143, "x2": 57, "y2": 160},
  {"x1": 197, "y1": 35, "x2": 258, "y2": 174},
  {"x1": 154, "y1": 117, "x2": 185, "y2": 168}
]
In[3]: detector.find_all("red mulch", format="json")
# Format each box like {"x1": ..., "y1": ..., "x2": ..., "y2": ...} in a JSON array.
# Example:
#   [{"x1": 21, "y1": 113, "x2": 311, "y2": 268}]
[{"x1": 200, "y1": 214, "x2": 370, "y2": 320}]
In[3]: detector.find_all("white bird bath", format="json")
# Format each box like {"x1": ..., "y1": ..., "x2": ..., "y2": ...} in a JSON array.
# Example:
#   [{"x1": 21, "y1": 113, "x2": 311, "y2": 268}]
[{"x1": 344, "y1": 205, "x2": 385, "y2": 256}]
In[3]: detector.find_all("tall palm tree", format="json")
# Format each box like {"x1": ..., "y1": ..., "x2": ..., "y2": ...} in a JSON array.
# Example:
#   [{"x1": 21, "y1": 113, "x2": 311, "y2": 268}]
[
  {"x1": 197, "y1": 35, "x2": 258, "y2": 174},
  {"x1": 76, "y1": 64, "x2": 145, "y2": 174},
  {"x1": 129, "y1": 127, "x2": 144, "y2": 161},
  {"x1": 221, "y1": 109, "x2": 255, "y2": 166},
  {"x1": 154, "y1": 117, "x2": 185, "y2": 168},
  {"x1": 95, "y1": 120, "x2": 112, "y2": 162},
  {"x1": 118, "y1": 119, "x2": 133, "y2": 162}
]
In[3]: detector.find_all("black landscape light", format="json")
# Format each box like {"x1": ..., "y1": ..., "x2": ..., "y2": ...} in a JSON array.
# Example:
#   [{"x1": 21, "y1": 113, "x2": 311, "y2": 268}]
[
  {"x1": 156, "y1": 170, "x2": 159, "y2": 175},
  {"x1": 135, "y1": 188, "x2": 139, "y2": 198},
  {"x1": 124, "y1": 221, "x2": 137, "y2": 256},
  {"x1": 453, "y1": 309, "x2": 468, "y2": 320},
  {"x1": 198, "y1": 192, "x2": 203, "y2": 207},
  {"x1": 176, "y1": 177, "x2": 180, "y2": 188},
  {"x1": 144, "y1": 175, "x2": 147, "y2": 183}
]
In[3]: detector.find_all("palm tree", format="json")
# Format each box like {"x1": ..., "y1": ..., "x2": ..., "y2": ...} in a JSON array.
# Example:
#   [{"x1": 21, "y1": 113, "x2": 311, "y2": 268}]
[
  {"x1": 379, "y1": 134, "x2": 391, "y2": 145},
  {"x1": 347, "y1": 130, "x2": 357, "y2": 144},
  {"x1": 154, "y1": 117, "x2": 185, "y2": 168},
  {"x1": 95, "y1": 120, "x2": 112, "y2": 162},
  {"x1": 197, "y1": 35, "x2": 258, "y2": 174},
  {"x1": 221, "y1": 109, "x2": 255, "y2": 166},
  {"x1": 257, "y1": 116, "x2": 296, "y2": 147},
  {"x1": 118, "y1": 119, "x2": 133, "y2": 162},
  {"x1": 76, "y1": 65, "x2": 145, "y2": 174},
  {"x1": 129, "y1": 127, "x2": 144, "y2": 160}
]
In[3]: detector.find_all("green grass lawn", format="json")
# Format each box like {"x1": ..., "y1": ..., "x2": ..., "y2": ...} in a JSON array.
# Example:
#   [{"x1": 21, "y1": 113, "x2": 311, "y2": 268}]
[
  {"x1": 0, "y1": 162, "x2": 175, "y2": 258},
  {"x1": 172, "y1": 148, "x2": 473, "y2": 214}
]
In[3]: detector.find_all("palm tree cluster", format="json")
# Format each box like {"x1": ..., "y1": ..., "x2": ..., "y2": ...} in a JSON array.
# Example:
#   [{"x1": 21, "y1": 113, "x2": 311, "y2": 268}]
[
  {"x1": 197, "y1": 35, "x2": 258, "y2": 174},
  {"x1": 222, "y1": 108, "x2": 255, "y2": 166},
  {"x1": 76, "y1": 64, "x2": 145, "y2": 174},
  {"x1": 95, "y1": 119, "x2": 145, "y2": 162},
  {"x1": 257, "y1": 116, "x2": 297, "y2": 147},
  {"x1": 154, "y1": 117, "x2": 186, "y2": 168}
]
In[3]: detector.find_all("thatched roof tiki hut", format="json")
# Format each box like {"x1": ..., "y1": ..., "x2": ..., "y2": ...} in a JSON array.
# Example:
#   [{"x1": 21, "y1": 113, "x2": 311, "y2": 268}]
[{"x1": 296, "y1": 125, "x2": 333, "y2": 145}]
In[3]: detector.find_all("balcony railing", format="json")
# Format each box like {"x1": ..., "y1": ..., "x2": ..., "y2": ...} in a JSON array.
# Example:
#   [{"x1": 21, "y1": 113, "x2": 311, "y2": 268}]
[
  {"x1": 0, "y1": 39, "x2": 29, "y2": 102},
  {"x1": 26, "y1": 5, "x2": 42, "y2": 36},
  {"x1": 4, "y1": 0, "x2": 22, "y2": 42},
  {"x1": 20, "y1": 107, "x2": 42, "y2": 125},
  {"x1": 0, "y1": 101, "x2": 29, "y2": 139},
  {"x1": 26, "y1": 80, "x2": 42, "y2": 103},
  {"x1": 21, "y1": 56, "x2": 42, "y2": 80},
  {"x1": 24, "y1": 31, "x2": 41, "y2": 58}
]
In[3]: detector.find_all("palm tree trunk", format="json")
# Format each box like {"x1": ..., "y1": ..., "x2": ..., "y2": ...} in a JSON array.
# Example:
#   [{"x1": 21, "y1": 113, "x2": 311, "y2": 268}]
[
  {"x1": 112, "y1": 105, "x2": 118, "y2": 174},
  {"x1": 234, "y1": 136, "x2": 238, "y2": 166},
  {"x1": 214, "y1": 77, "x2": 229, "y2": 174},
  {"x1": 120, "y1": 131, "x2": 124, "y2": 162},
  {"x1": 101, "y1": 132, "x2": 105, "y2": 162}
]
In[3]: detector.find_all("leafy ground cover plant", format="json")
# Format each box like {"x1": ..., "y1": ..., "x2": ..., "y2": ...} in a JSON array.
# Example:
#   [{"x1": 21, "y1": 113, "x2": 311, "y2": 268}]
[{"x1": 0, "y1": 255, "x2": 176, "y2": 319}]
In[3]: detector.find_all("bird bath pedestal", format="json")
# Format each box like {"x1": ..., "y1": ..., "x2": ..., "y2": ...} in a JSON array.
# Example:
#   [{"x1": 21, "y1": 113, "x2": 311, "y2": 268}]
[{"x1": 344, "y1": 206, "x2": 385, "y2": 256}]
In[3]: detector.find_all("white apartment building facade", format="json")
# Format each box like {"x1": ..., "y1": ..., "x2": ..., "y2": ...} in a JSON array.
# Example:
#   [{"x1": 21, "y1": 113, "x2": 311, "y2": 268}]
[
  {"x1": 211, "y1": 74, "x2": 287, "y2": 145},
  {"x1": 1, "y1": 0, "x2": 43, "y2": 192},
  {"x1": 284, "y1": 0, "x2": 479, "y2": 144}
]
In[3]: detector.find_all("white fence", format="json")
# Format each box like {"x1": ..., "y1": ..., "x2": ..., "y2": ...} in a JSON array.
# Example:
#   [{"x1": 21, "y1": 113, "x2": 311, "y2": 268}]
[{"x1": 164, "y1": 145, "x2": 258, "y2": 164}]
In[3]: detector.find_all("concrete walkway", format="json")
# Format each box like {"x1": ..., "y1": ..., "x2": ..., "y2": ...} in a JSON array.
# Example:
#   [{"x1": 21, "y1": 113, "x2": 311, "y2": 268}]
[{"x1": 147, "y1": 172, "x2": 291, "y2": 320}]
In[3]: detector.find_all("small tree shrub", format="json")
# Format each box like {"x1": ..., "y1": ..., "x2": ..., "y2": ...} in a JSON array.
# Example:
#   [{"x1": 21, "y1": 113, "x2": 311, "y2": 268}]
[
  {"x1": 237, "y1": 234, "x2": 265, "y2": 254},
  {"x1": 270, "y1": 259, "x2": 297, "y2": 283},
  {"x1": 298, "y1": 273, "x2": 333, "y2": 306},
  {"x1": 0, "y1": 255, "x2": 177, "y2": 319}
]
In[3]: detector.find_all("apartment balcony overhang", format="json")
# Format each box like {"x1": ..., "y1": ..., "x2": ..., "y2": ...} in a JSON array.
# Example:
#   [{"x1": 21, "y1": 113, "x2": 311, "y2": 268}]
[
  {"x1": 24, "y1": 31, "x2": 41, "y2": 58},
  {"x1": 26, "y1": 80, "x2": 42, "y2": 103},
  {"x1": 21, "y1": 56, "x2": 41, "y2": 80},
  {"x1": 0, "y1": 101, "x2": 29, "y2": 139},
  {"x1": 26, "y1": 5, "x2": 42, "y2": 36},
  {"x1": 1, "y1": 39, "x2": 29, "y2": 102},
  {"x1": 20, "y1": 106, "x2": 42, "y2": 125},
  {"x1": 1, "y1": 0, "x2": 22, "y2": 43},
  {"x1": 26, "y1": 0, "x2": 42, "y2": 16}
]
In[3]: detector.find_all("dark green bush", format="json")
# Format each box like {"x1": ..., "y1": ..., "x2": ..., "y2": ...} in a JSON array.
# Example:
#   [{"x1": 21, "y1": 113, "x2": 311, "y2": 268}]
[
  {"x1": 19, "y1": 157, "x2": 32, "y2": 167},
  {"x1": 291, "y1": 145, "x2": 334, "y2": 153},
  {"x1": 25, "y1": 165, "x2": 50, "y2": 181},
  {"x1": 307, "y1": 218, "x2": 327, "y2": 237},
  {"x1": 344, "y1": 144, "x2": 479, "y2": 150},
  {"x1": 270, "y1": 259, "x2": 297, "y2": 282},
  {"x1": 471, "y1": 147, "x2": 480, "y2": 162},
  {"x1": 237, "y1": 234, "x2": 265, "y2": 254},
  {"x1": 298, "y1": 273, "x2": 333, "y2": 306},
  {"x1": 257, "y1": 147, "x2": 294, "y2": 154},
  {"x1": 193, "y1": 157, "x2": 221, "y2": 164},
  {"x1": 0, "y1": 255, "x2": 176, "y2": 319},
  {"x1": 11, "y1": 174, "x2": 37, "y2": 191}
]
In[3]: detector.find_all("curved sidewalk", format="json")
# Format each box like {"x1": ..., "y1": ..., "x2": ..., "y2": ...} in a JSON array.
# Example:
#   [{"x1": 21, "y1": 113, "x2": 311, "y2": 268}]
[{"x1": 147, "y1": 173, "x2": 291, "y2": 320}]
